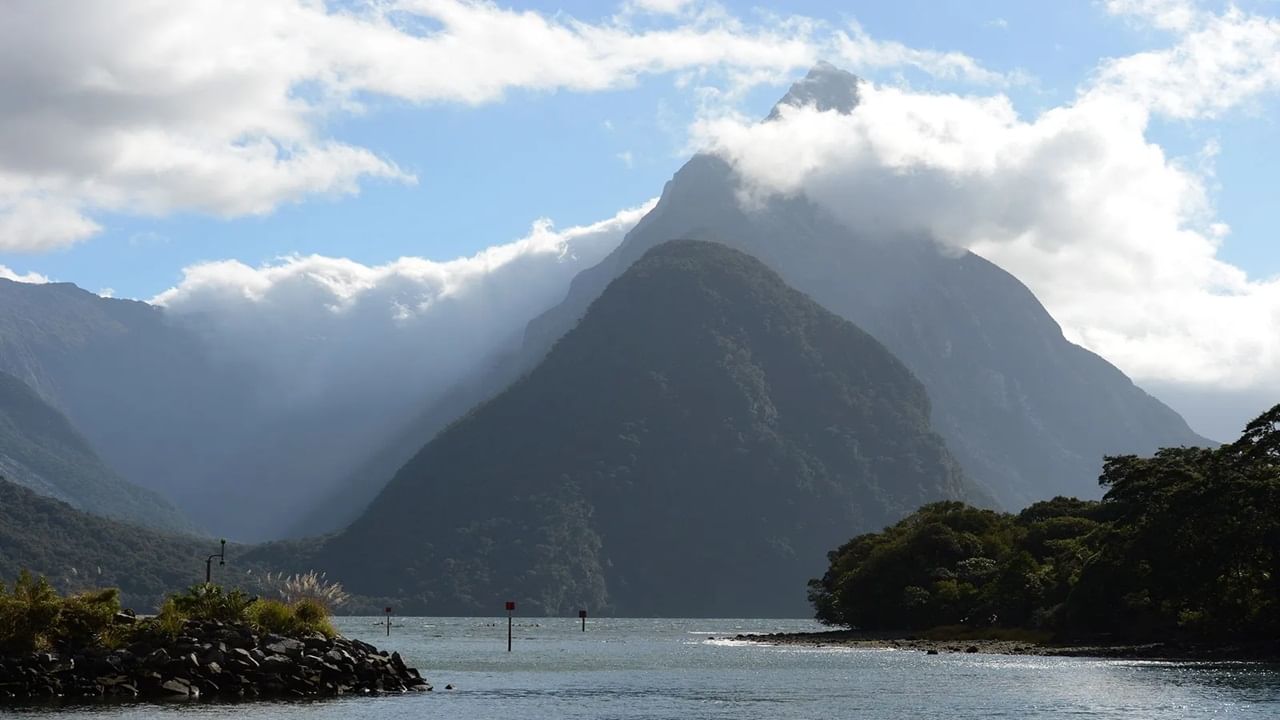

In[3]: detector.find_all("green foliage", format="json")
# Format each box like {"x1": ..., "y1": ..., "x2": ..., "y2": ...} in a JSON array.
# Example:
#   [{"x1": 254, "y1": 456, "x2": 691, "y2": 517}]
[
  {"x1": 1, "y1": 578, "x2": 341, "y2": 654},
  {"x1": 168, "y1": 583, "x2": 254, "y2": 624},
  {"x1": 154, "y1": 597, "x2": 187, "y2": 638},
  {"x1": 811, "y1": 404, "x2": 1280, "y2": 644},
  {"x1": 57, "y1": 588, "x2": 121, "y2": 648},
  {"x1": 247, "y1": 597, "x2": 336, "y2": 639},
  {"x1": 0, "y1": 571, "x2": 121, "y2": 653},
  {"x1": 245, "y1": 599, "x2": 293, "y2": 634}
]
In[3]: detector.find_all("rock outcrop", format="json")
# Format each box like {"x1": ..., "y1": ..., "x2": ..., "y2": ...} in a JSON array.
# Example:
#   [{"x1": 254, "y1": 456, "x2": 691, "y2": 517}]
[{"x1": 0, "y1": 619, "x2": 428, "y2": 702}]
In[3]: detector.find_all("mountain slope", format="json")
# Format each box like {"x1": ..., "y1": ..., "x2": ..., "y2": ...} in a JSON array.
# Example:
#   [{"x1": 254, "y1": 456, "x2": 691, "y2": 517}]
[
  {"x1": 522, "y1": 63, "x2": 1207, "y2": 509},
  {"x1": 0, "y1": 370, "x2": 194, "y2": 533},
  {"x1": 299, "y1": 240, "x2": 980, "y2": 617},
  {"x1": 0, "y1": 278, "x2": 427, "y2": 541},
  {"x1": 0, "y1": 478, "x2": 237, "y2": 610}
]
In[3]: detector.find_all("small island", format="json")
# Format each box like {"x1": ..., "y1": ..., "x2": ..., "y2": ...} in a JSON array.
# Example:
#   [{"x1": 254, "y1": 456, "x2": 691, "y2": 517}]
[
  {"x1": 0, "y1": 579, "x2": 428, "y2": 702},
  {"x1": 745, "y1": 405, "x2": 1280, "y2": 662}
]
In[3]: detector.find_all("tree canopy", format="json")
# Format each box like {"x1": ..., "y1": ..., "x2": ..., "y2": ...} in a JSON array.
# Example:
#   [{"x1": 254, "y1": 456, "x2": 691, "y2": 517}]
[{"x1": 809, "y1": 404, "x2": 1279, "y2": 642}]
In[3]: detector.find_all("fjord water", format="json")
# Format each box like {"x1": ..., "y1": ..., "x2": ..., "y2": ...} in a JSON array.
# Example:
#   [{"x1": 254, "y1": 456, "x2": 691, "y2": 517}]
[{"x1": 14, "y1": 618, "x2": 1279, "y2": 719}]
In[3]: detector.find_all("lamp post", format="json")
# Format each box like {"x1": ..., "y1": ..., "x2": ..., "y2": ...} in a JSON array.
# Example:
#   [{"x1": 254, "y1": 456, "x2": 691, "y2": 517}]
[{"x1": 205, "y1": 539, "x2": 226, "y2": 584}]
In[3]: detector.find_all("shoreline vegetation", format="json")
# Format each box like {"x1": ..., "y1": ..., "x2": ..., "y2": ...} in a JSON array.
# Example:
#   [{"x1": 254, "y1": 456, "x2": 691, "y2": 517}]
[
  {"x1": 803, "y1": 404, "x2": 1280, "y2": 662},
  {"x1": 732, "y1": 629, "x2": 1280, "y2": 662}
]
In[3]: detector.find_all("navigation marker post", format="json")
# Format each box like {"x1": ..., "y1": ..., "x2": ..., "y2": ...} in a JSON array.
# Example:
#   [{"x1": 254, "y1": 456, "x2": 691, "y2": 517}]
[
  {"x1": 579, "y1": 609, "x2": 587, "y2": 632},
  {"x1": 506, "y1": 601, "x2": 515, "y2": 652},
  {"x1": 385, "y1": 607, "x2": 393, "y2": 637}
]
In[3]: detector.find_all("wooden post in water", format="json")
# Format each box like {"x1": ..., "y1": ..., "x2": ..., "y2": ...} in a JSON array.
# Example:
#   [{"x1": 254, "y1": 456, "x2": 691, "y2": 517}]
[
  {"x1": 384, "y1": 607, "x2": 392, "y2": 637},
  {"x1": 505, "y1": 601, "x2": 515, "y2": 652},
  {"x1": 579, "y1": 609, "x2": 587, "y2": 632}
]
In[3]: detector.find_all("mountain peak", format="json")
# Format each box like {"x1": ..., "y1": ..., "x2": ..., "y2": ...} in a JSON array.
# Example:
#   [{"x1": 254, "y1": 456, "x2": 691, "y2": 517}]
[
  {"x1": 316, "y1": 238, "x2": 977, "y2": 616},
  {"x1": 766, "y1": 61, "x2": 861, "y2": 121}
]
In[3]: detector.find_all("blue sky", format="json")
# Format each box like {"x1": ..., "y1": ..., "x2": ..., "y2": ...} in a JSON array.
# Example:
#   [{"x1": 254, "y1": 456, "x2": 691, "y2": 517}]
[{"x1": 1, "y1": 0, "x2": 1275, "y2": 299}]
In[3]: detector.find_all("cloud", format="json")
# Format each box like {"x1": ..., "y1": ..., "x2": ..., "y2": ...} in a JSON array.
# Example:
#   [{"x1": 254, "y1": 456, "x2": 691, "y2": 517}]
[
  {"x1": 626, "y1": 0, "x2": 697, "y2": 15},
  {"x1": 155, "y1": 199, "x2": 655, "y2": 404},
  {"x1": 1105, "y1": 0, "x2": 1199, "y2": 31},
  {"x1": 0, "y1": 197, "x2": 101, "y2": 252},
  {"x1": 835, "y1": 21, "x2": 1027, "y2": 86},
  {"x1": 0, "y1": 264, "x2": 49, "y2": 284},
  {"x1": 1093, "y1": 5, "x2": 1280, "y2": 118},
  {"x1": 689, "y1": 6, "x2": 1280, "y2": 407},
  {"x1": 0, "y1": 0, "x2": 1015, "y2": 251}
]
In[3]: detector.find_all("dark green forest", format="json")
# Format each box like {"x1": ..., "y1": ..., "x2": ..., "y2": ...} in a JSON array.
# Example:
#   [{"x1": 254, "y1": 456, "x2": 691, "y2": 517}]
[
  {"x1": 0, "y1": 478, "x2": 261, "y2": 610},
  {"x1": 809, "y1": 405, "x2": 1280, "y2": 643}
]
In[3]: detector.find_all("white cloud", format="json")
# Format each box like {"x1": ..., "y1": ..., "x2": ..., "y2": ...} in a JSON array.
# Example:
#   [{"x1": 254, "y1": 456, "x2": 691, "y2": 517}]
[
  {"x1": 617, "y1": 150, "x2": 636, "y2": 168},
  {"x1": 0, "y1": 0, "x2": 1016, "y2": 251},
  {"x1": 1105, "y1": 0, "x2": 1199, "y2": 31},
  {"x1": 154, "y1": 200, "x2": 655, "y2": 404},
  {"x1": 0, "y1": 264, "x2": 50, "y2": 284},
  {"x1": 0, "y1": 0, "x2": 824, "y2": 251},
  {"x1": 692, "y1": 67, "x2": 1280, "y2": 396},
  {"x1": 1093, "y1": 5, "x2": 1280, "y2": 118},
  {"x1": 0, "y1": 197, "x2": 101, "y2": 252},
  {"x1": 836, "y1": 21, "x2": 1026, "y2": 86},
  {"x1": 626, "y1": 0, "x2": 697, "y2": 15}
]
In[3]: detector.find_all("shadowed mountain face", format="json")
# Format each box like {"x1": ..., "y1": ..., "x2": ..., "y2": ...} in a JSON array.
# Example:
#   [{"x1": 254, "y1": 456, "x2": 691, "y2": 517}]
[
  {"x1": 520, "y1": 63, "x2": 1206, "y2": 509},
  {"x1": 0, "y1": 370, "x2": 193, "y2": 534},
  {"x1": 302, "y1": 240, "x2": 980, "y2": 617}
]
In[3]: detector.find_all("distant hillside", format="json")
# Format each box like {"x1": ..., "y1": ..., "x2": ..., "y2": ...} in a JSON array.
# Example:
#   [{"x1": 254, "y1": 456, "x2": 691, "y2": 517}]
[
  {"x1": 0, "y1": 278, "x2": 422, "y2": 541},
  {"x1": 286, "y1": 240, "x2": 982, "y2": 617},
  {"x1": 0, "y1": 478, "x2": 250, "y2": 610},
  {"x1": 0, "y1": 370, "x2": 193, "y2": 533}
]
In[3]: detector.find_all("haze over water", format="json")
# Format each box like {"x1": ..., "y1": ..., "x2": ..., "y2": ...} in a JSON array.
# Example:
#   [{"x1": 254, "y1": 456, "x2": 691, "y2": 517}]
[{"x1": 11, "y1": 618, "x2": 1279, "y2": 719}]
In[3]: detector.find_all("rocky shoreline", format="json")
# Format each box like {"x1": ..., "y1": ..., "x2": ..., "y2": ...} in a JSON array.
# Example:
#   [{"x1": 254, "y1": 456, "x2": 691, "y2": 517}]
[
  {"x1": 732, "y1": 630, "x2": 1280, "y2": 662},
  {"x1": 0, "y1": 618, "x2": 430, "y2": 702}
]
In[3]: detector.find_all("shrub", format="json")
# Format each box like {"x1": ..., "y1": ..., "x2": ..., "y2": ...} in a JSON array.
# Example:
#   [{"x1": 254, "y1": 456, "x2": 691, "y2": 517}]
[
  {"x1": 0, "y1": 571, "x2": 60, "y2": 653},
  {"x1": 247, "y1": 599, "x2": 296, "y2": 635},
  {"x1": 0, "y1": 572, "x2": 121, "y2": 653},
  {"x1": 245, "y1": 598, "x2": 336, "y2": 639},
  {"x1": 56, "y1": 588, "x2": 120, "y2": 648},
  {"x1": 290, "y1": 598, "x2": 336, "y2": 638},
  {"x1": 169, "y1": 583, "x2": 254, "y2": 624},
  {"x1": 154, "y1": 596, "x2": 187, "y2": 638}
]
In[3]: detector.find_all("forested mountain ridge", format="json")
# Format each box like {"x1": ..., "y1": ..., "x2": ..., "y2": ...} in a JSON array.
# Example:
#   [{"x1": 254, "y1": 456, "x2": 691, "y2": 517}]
[
  {"x1": 521, "y1": 62, "x2": 1207, "y2": 509},
  {"x1": 0, "y1": 370, "x2": 193, "y2": 533},
  {"x1": 282, "y1": 240, "x2": 984, "y2": 617},
  {"x1": 0, "y1": 478, "x2": 243, "y2": 610}
]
